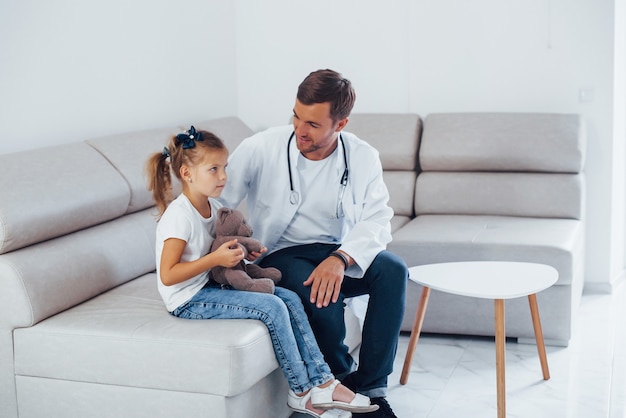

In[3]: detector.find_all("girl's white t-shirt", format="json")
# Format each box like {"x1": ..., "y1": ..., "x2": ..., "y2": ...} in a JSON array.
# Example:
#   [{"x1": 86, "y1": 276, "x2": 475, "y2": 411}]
[{"x1": 156, "y1": 194, "x2": 222, "y2": 312}]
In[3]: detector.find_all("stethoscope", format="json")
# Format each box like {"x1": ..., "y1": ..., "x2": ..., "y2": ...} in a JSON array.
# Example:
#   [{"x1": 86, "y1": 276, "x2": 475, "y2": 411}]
[{"x1": 287, "y1": 131, "x2": 349, "y2": 218}]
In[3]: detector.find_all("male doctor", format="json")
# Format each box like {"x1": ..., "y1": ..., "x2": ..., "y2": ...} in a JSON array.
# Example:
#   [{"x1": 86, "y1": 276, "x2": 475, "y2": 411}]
[{"x1": 220, "y1": 69, "x2": 407, "y2": 418}]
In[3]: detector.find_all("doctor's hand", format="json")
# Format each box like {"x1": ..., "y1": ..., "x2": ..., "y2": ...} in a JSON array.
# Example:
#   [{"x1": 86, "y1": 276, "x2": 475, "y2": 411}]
[
  {"x1": 246, "y1": 246, "x2": 267, "y2": 262},
  {"x1": 303, "y1": 257, "x2": 345, "y2": 309}
]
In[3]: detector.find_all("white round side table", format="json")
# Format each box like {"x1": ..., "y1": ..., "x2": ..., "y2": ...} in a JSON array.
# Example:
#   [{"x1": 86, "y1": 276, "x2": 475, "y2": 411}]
[{"x1": 400, "y1": 261, "x2": 558, "y2": 418}]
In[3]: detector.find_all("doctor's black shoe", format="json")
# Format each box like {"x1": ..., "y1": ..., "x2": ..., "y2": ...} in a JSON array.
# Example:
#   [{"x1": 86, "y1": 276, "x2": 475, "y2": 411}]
[
  {"x1": 352, "y1": 397, "x2": 397, "y2": 418},
  {"x1": 340, "y1": 372, "x2": 358, "y2": 392}
]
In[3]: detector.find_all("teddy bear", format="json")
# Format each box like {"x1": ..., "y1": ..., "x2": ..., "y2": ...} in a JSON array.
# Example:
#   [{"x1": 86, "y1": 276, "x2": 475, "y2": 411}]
[{"x1": 210, "y1": 207, "x2": 281, "y2": 293}]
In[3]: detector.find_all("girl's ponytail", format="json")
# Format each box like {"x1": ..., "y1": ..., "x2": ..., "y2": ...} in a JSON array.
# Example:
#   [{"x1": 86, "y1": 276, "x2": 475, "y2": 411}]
[{"x1": 145, "y1": 144, "x2": 174, "y2": 219}]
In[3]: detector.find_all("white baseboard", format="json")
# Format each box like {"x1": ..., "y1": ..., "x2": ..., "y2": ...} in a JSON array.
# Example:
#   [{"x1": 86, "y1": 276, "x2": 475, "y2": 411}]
[{"x1": 584, "y1": 270, "x2": 626, "y2": 294}]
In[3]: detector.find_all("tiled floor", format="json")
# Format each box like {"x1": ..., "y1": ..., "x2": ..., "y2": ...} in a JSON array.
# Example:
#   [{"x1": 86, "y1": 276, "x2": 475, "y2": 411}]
[{"x1": 292, "y1": 280, "x2": 626, "y2": 417}]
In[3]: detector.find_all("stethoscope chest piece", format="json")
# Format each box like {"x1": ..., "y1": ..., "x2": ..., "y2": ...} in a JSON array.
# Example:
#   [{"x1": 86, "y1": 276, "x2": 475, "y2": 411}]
[{"x1": 289, "y1": 190, "x2": 300, "y2": 205}]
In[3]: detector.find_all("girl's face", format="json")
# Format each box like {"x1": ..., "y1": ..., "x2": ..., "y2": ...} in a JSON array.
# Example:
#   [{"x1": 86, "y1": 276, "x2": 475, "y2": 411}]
[{"x1": 185, "y1": 148, "x2": 229, "y2": 198}]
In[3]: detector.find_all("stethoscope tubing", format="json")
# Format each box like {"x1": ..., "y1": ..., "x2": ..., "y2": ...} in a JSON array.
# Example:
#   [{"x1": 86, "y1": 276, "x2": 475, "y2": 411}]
[{"x1": 287, "y1": 131, "x2": 349, "y2": 207}]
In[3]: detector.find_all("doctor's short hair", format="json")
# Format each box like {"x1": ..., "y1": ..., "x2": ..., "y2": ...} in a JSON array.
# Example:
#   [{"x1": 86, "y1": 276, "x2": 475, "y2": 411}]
[{"x1": 297, "y1": 69, "x2": 356, "y2": 122}]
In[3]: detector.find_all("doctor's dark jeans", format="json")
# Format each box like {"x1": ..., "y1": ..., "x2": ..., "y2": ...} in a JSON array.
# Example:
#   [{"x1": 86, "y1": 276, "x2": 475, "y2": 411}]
[
  {"x1": 171, "y1": 284, "x2": 334, "y2": 394},
  {"x1": 260, "y1": 243, "x2": 408, "y2": 398}
]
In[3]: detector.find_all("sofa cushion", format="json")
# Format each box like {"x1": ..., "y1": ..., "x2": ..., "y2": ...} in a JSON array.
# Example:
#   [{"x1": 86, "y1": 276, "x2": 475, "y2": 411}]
[
  {"x1": 13, "y1": 274, "x2": 278, "y2": 397},
  {"x1": 415, "y1": 172, "x2": 584, "y2": 219},
  {"x1": 87, "y1": 127, "x2": 176, "y2": 214},
  {"x1": 419, "y1": 113, "x2": 585, "y2": 172},
  {"x1": 0, "y1": 143, "x2": 130, "y2": 254},
  {"x1": 390, "y1": 216, "x2": 412, "y2": 233},
  {"x1": 346, "y1": 113, "x2": 422, "y2": 171},
  {"x1": 384, "y1": 171, "x2": 417, "y2": 218},
  {"x1": 348, "y1": 114, "x2": 421, "y2": 234},
  {"x1": 0, "y1": 209, "x2": 156, "y2": 328},
  {"x1": 389, "y1": 214, "x2": 584, "y2": 286}
]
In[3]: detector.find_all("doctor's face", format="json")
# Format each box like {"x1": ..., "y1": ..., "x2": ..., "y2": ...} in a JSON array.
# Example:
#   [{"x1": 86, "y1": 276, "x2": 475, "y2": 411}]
[{"x1": 292, "y1": 99, "x2": 348, "y2": 161}]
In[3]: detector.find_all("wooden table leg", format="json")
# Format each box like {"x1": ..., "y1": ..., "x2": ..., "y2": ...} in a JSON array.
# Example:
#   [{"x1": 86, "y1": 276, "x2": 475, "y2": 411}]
[
  {"x1": 400, "y1": 286, "x2": 431, "y2": 385},
  {"x1": 495, "y1": 299, "x2": 506, "y2": 418},
  {"x1": 528, "y1": 293, "x2": 550, "y2": 380}
]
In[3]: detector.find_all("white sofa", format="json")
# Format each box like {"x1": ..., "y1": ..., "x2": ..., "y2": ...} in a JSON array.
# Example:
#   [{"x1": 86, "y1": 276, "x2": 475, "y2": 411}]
[
  {"x1": 0, "y1": 112, "x2": 585, "y2": 418},
  {"x1": 346, "y1": 113, "x2": 585, "y2": 346}
]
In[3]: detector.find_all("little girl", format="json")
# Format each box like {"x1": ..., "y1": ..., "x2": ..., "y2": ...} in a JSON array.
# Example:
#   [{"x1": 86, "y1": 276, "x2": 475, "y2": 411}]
[{"x1": 145, "y1": 126, "x2": 377, "y2": 418}]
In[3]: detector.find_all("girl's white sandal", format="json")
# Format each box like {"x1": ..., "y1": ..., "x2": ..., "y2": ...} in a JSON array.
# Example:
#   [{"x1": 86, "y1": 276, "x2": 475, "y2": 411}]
[
  {"x1": 287, "y1": 389, "x2": 351, "y2": 418},
  {"x1": 310, "y1": 379, "x2": 379, "y2": 413}
]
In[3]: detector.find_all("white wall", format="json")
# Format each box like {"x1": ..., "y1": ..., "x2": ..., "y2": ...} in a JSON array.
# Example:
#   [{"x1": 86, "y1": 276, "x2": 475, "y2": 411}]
[
  {"x1": 235, "y1": 0, "x2": 623, "y2": 290},
  {"x1": 235, "y1": 0, "x2": 413, "y2": 130},
  {"x1": 614, "y1": 0, "x2": 626, "y2": 284},
  {"x1": 0, "y1": 0, "x2": 238, "y2": 155}
]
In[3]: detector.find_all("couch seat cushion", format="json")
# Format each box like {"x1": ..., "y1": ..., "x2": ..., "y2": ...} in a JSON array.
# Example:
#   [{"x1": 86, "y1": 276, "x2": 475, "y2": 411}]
[
  {"x1": 13, "y1": 274, "x2": 278, "y2": 397},
  {"x1": 389, "y1": 214, "x2": 583, "y2": 286}
]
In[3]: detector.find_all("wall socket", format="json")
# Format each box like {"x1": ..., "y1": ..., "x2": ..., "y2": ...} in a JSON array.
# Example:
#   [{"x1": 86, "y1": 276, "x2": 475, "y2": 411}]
[{"x1": 578, "y1": 88, "x2": 595, "y2": 103}]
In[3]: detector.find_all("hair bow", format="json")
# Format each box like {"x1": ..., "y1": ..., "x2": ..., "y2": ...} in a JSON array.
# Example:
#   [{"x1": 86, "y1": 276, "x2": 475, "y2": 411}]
[{"x1": 175, "y1": 125, "x2": 203, "y2": 149}]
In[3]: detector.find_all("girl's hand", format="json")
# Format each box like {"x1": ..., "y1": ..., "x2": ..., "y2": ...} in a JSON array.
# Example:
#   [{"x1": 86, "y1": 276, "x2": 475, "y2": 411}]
[{"x1": 214, "y1": 239, "x2": 245, "y2": 267}]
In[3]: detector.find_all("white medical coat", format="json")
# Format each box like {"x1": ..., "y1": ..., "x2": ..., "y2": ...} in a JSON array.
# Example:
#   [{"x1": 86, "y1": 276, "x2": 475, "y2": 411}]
[{"x1": 220, "y1": 125, "x2": 393, "y2": 278}]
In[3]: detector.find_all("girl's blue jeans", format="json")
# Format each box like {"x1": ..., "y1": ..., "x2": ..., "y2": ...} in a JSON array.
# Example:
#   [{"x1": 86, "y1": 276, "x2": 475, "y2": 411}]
[{"x1": 171, "y1": 283, "x2": 333, "y2": 394}]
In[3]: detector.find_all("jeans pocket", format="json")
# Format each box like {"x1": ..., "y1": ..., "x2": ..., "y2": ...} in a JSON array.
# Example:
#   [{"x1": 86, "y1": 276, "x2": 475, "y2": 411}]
[{"x1": 171, "y1": 303, "x2": 203, "y2": 320}]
